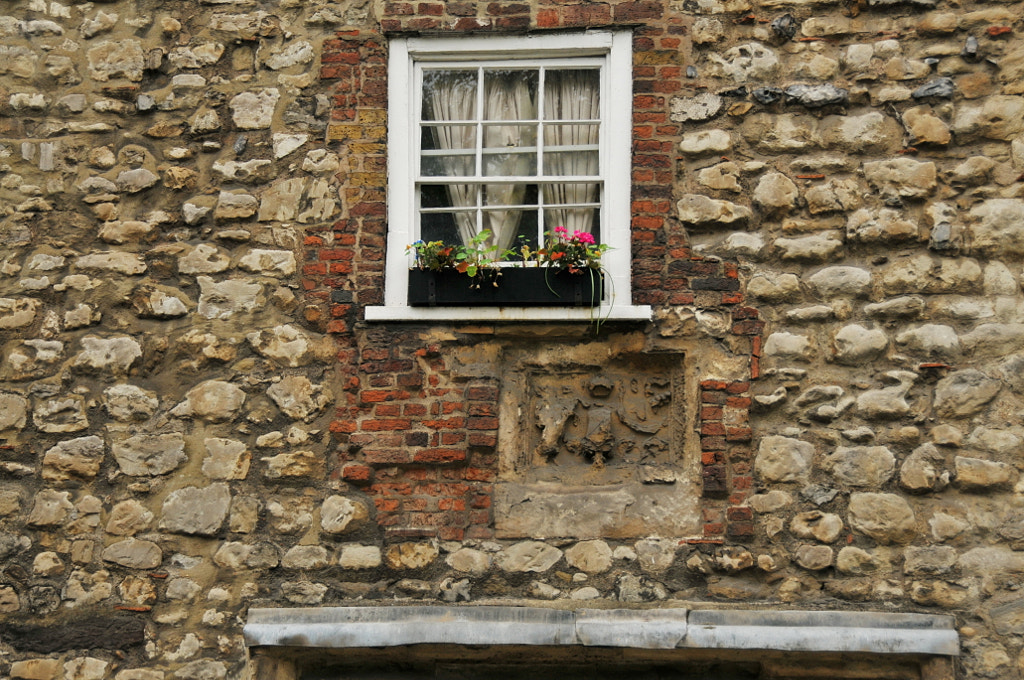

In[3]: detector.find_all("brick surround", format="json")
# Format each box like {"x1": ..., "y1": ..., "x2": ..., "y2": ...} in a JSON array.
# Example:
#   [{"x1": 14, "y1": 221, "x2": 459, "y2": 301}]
[{"x1": 315, "y1": 2, "x2": 764, "y2": 542}]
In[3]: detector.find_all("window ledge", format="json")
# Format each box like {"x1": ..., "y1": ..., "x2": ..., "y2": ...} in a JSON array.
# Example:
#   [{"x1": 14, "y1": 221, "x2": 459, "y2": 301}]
[
  {"x1": 364, "y1": 304, "x2": 652, "y2": 323},
  {"x1": 244, "y1": 606, "x2": 959, "y2": 656}
]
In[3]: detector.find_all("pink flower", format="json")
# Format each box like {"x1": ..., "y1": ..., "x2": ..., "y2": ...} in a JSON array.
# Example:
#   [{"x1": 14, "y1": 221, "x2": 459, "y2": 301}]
[
  {"x1": 576, "y1": 232, "x2": 596, "y2": 245},
  {"x1": 554, "y1": 226, "x2": 568, "y2": 235}
]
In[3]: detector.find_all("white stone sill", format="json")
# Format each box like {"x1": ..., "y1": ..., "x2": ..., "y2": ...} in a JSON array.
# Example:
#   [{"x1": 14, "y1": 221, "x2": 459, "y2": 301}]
[
  {"x1": 364, "y1": 304, "x2": 653, "y2": 323},
  {"x1": 244, "y1": 606, "x2": 959, "y2": 656}
]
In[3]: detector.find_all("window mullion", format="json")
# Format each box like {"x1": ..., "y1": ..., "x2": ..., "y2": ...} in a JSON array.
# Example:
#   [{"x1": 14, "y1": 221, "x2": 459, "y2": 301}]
[
  {"x1": 475, "y1": 66, "x2": 485, "y2": 236},
  {"x1": 537, "y1": 67, "x2": 546, "y2": 242}
]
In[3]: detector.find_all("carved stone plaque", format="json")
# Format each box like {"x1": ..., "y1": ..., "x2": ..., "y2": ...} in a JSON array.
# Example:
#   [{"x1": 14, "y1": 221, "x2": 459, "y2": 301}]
[{"x1": 496, "y1": 351, "x2": 700, "y2": 539}]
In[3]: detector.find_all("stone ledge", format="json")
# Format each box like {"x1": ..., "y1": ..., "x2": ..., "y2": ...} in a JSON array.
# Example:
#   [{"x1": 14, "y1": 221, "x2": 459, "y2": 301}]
[{"x1": 243, "y1": 606, "x2": 958, "y2": 656}]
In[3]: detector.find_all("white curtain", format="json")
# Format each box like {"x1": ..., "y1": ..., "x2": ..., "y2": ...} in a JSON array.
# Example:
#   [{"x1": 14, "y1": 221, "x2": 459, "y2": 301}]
[
  {"x1": 483, "y1": 73, "x2": 536, "y2": 252},
  {"x1": 426, "y1": 71, "x2": 478, "y2": 245},
  {"x1": 542, "y1": 70, "x2": 600, "y2": 235},
  {"x1": 426, "y1": 69, "x2": 600, "y2": 249}
]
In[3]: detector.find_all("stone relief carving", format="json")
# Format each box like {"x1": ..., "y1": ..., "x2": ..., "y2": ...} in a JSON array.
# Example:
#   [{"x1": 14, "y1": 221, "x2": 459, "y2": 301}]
[{"x1": 516, "y1": 354, "x2": 684, "y2": 478}]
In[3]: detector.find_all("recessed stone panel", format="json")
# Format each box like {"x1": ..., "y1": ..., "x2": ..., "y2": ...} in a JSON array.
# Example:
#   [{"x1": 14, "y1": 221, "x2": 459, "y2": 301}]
[{"x1": 496, "y1": 351, "x2": 698, "y2": 538}]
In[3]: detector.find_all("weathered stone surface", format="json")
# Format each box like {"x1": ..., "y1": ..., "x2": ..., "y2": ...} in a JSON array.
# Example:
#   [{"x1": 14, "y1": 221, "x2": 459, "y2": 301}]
[
  {"x1": 11, "y1": 660, "x2": 62, "y2": 680},
  {"x1": 179, "y1": 245, "x2": 230, "y2": 274},
  {"x1": 112, "y1": 433, "x2": 186, "y2": 476},
  {"x1": 863, "y1": 159, "x2": 937, "y2": 200},
  {"x1": 196, "y1": 277, "x2": 262, "y2": 319},
  {"x1": 678, "y1": 129, "x2": 731, "y2": 155},
  {"x1": 707, "y1": 42, "x2": 779, "y2": 82},
  {"x1": 790, "y1": 511, "x2": 843, "y2": 543},
  {"x1": 104, "y1": 384, "x2": 158, "y2": 421},
  {"x1": 848, "y1": 493, "x2": 917, "y2": 544},
  {"x1": 895, "y1": 324, "x2": 960, "y2": 359},
  {"x1": 34, "y1": 395, "x2": 89, "y2": 433},
  {"x1": 762, "y1": 332, "x2": 812, "y2": 361},
  {"x1": 339, "y1": 545, "x2": 382, "y2": 570},
  {"x1": 266, "y1": 375, "x2": 332, "y2": 421},
  {"x1": 261, "y1": 450, "x2": 324, "y2": 479},
  {"x1": 159, "y1": 484, "x2": 231, "y2": 536},
  {"x1": 105, "y1": 500, "x2": 153, "y2": 536},
  {"x1": 846, "y1": 208, "x2": 918, "y2": 243},
  {"x1": 900, "y1": 443, "x2": 950, "y2": 493},
  {"x1": 677, "y1": 194, "x2": 751, "y2": 228},
  {"x1": 774, "y1": 233, "x2": 843, "y2": 262},
  {"x1": 564, "y1": 540, "x2": 613, "y2": 573},
  {"x1": 753, "y1": 173, "x2": 799, "y2": 215},
  {"x1": 2, "y1": 616, "x2": 145, "y2": 653},
  {"x1": 171, "y1": 380, "x2": 246, "y2": 422},
  {"x1": 320, "y1": 495, "x2": 368, "y2": 534},
  {"x1": 201, "y1": 438, "x2": 250, "y2": 480},
  {"x1": 755, "y1": 436, "x2": 813, "y2": 482},
  {"x1": 934, "y1": 370, "x2": 1000, "y2": 418},
  {"x1": 820, "y1": 112, "x2": 902, "y2": 152},
  {"x1": 742, "y1": 113, "x2": 818, "y2": 153},
  {"x1": 239, "y1": 249, "x2": 297, "y2": 276},
  {"x1": 101, "y1": 538, "x2": 162, "y2": 569},
  {"x1": 903, "y1": 106, "x2": 951, "y2": 144},
  {"x1": 826, "y1": 446, "x2": 895, "y2": 487},
  {"x1": 795, "y1": 544, "x2": 833, "y2": 570},
  {"x1": 230, "y1": 89, "x2": 280, "y2": 129},
  {"x1": 282, "y1": 545, "x2": 330, "y2": 569},
  {"x1": 0, "y1": 392, "x2": 29, "y2": 431},
  {"x1": 904, "y1": 546, "x2": 957, "y2": 575},
  {"x1": 446, "y1": 548, "x2": 491, "y2": 575},
  {"x1": 496, "y1": 541, "x2": 562, "y2": 572},
  {"x1": 669, "y1": 93, "x2": 723, "y2": 122},
  {"x1": 72, "y1": 335, "x2": 142, "y2": 375},
  {"x1": 0, "y1": 297, "x2": 40, "y2": 328},
  {"x1": 385, "y1": 542, "x2": 440, "y2": 570},
  {"x1": 746, "y1": 273, "x2": 801, "y2": 302},
  {"x1": 174, "y1": 660, "x2": 226, "y2": 680},
  {"x1": 42, "y1": 435, "x2": 105, "y2": 481},
  {"x1": 76, "y1": 252, "x2": 147, "y2": 275},
  {"x1": 87, "y1": 40, "x2": 144, "y2": 81},
  {"x1": 247, "y1": 325, "x2": 322, "y2": 366},
  {"x1": 968, "y1": 199, "x2": 1024, "y2": 256},
  {"x1": 833, "y1": 325, "x2": 888, "y2": 365},
  {"x1": 954, "y1": 456, "x2": 1016, "y2": 490},
  {"x1": 28, "y1": 489, "x2": 74, "y2": 527}
]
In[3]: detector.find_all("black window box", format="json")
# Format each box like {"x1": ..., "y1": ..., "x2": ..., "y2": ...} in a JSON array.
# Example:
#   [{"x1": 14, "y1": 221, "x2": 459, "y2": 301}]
[{"x1": 408, "y1": 268, "x2": 604, "y2": 307}]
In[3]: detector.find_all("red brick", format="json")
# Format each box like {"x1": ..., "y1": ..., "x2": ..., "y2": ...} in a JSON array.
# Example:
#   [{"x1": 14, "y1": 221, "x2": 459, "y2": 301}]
[
  {"x1": 341, "y1": 464, "x2": 373, "y2": 483},
  {"x1": 468, "y1": 433, "x2": 498, "y2": 448},
  {"x1": 464, "y1": 467, "x2": 495, "y2": 482},
  {"x1": 467, "y1": 416, "x2": 499, "y2": 430},
  {"x1": 727, "y1": 506, "x2": 753, "y2": 521},
  {"x1": 412, "y1": 448, "x2": 467, "y2": 464},
  {"x1": 364, "y1": 450, "x2": 412, "y2": 464},
  {"x1": 361, "y1": 418, "x2": 412, "y2": 431}
]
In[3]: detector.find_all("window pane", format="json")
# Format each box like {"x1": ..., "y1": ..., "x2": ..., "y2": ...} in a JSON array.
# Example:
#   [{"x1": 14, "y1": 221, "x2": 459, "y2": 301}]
[
  {"x1": 483, "y1": 123, "x2": 537, "y2": 176},
  {"x1": 543, "y1": 69, "x2": 600, "y2": 121},
  {"x1": 422, "y1": 70, "x2": 477, "y2": 121},
  {"x1": 483, "y1": 208, "x2": 539, "y2": 256},
  {"x1": 543, "y1": 183, "x2": 600, "y2": 237},
  {"x1": 483, "y1": 69, "x2": 537, "y2": 122},
  {"x1": 542, "y1": 124, "x2": 599, "y2": 176}
]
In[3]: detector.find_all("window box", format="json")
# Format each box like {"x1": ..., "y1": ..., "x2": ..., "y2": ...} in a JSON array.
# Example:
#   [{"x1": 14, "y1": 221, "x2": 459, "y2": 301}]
[{"x1": 408, "y1": 267, "x2": 604, "y2": 307}]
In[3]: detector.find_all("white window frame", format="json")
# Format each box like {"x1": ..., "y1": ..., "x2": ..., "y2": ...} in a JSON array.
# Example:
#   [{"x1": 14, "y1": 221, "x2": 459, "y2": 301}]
[{"x1": 366, "y1": 30, "x2": 651, "y2": 323}]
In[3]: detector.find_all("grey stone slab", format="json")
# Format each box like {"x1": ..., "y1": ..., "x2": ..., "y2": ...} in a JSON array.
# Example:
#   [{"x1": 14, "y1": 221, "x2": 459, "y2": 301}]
[
  {"x1": 575, "y1": 609, "x2": 687, "y2": 649},
  {"x1": 684, "y1": 609, "x2": 958, "y2": 656},
  {"x1": 244, "y1": 606, "x2": 577, "y2": 648},
  {"x1": 244, "y1": 606, "x2": 957, "y2": 656}
]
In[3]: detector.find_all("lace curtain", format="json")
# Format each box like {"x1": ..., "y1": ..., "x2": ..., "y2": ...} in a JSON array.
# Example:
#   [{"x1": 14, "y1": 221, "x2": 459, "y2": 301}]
[
  {"x1": 425, "y1": 68, "x2": 598, "y2": 250},
  {"x1": 542, "y1": 70, "x2": 600, "y2": 235}
]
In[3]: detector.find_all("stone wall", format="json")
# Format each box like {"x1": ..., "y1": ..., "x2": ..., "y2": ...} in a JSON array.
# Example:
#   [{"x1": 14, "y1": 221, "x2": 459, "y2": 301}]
[{"x1": 1, "y1": 0, "x2": 1023, "y2": 679}]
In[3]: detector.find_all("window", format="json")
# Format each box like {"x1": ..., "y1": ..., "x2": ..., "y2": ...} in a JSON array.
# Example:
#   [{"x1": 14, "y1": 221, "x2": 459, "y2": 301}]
[{"x1": 367, "y1": 31, "x2": 650, "y2": 322}]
